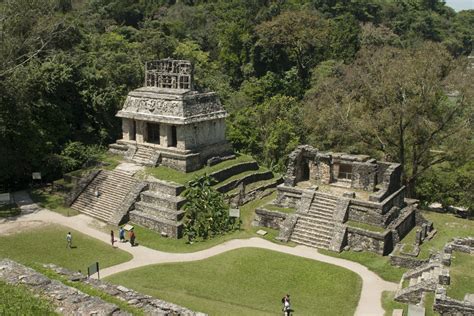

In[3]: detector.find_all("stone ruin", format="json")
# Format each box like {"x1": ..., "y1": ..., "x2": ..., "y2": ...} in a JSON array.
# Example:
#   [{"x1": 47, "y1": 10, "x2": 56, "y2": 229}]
[
  {"x1": 259, "y1": 145, "x2": 418, "y2": 255},
  {"x1": 393, "y1": 237, "x2": 474, "y2": 315},
  {"x1": 110, "y1": 59, "x2": 232, "y2": 172}
]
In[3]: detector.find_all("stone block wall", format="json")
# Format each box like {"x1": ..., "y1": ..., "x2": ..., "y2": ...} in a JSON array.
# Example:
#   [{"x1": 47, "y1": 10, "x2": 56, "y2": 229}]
[
  {"x1": 275, "y1": 184, "x2": 304, "y2": 208},
  {"x1": 346, "y1": 227, "x2": 392, "y2": 255},
  {"x1": 209, "y1": 161, "x2": 259, "y2": 182},
  {"x1": 253, "y1": 208, "x2": 287, "y2": 229},
  {"x1": 216, "y1": 171, "x2": 274, "y2": 193},
  {"x1": 148, "y1": 178, "x2": 185, "y2": 196},
  {"x1": 389, "y1": 253, "x2": 430, "y2": 268},
  {"x1": 129, "y1": 210, "x2": 182, "y2": 238},
  {"x1": 351, "y1": 162, "x2": 377, "y2": 191}
]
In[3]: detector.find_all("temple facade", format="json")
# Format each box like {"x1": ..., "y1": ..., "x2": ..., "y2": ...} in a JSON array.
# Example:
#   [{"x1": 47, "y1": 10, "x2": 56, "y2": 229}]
[{"x1": 110, "y1": 59, "x2": 232, "y2": 172}]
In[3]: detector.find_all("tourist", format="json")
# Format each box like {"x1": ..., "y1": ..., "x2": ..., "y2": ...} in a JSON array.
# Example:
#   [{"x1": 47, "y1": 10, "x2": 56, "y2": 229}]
[
  {"x1": 119, "y1": 226, "x2": 125, "y2": 242},
  {"x1": 281, "y1": 294, "x2": 291, "y2": 316},
  {"x1": 66, "y1": 232, "x2": 72, "y2": 249},
  {"x1": 129, "y1": 229, "x2": 136, "y2": 247},
  {"x1": 111, "y1": 230, "x2": 115, "y2": 247}
]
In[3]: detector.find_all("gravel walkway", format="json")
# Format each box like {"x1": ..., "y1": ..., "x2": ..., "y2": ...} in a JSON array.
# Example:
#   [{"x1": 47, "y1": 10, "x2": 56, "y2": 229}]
[{"x1": 2, "y1": 191, "x2": 397, "y2": 316}]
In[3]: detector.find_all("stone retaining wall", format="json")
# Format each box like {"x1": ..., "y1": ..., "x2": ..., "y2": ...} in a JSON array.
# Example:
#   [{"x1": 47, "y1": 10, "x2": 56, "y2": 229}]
[
  {"x1": 0, "y1": 259, "x2": 125, "y2": 315},
  {"x1": 253, "y1": 208, "x2": 287, "y2": 229},
  {"x1": 148, "y1": 178, "x2": 185, "y2": 196},
  {"x1": 216, "y1": 171, "x2": 274, "y2": 193},
  {"x1": 346, "y1": 227, "x2": 392, "y2": 255},
  {"x1": 389, "y1": 252, "x2": 429, "y2": 269},
  {"x1": 209, "y1": 161, "x2": 259, "y2": 182},
  {"x1": 43, "y1": 263, "x2": 206, "y2": 316}
]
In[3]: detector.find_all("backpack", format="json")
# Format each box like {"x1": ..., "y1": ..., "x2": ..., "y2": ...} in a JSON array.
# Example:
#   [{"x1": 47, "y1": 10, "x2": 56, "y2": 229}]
[{"x1": 281, "y1": 297, "x2": 285, "y2": 304}]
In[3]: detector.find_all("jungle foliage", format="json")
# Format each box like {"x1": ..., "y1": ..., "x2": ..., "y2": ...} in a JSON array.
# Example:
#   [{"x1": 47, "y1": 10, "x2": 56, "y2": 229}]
[
  {"x1": 182, "y1": 175, "x2": 240, "y2": 242},
  {"x1": 0, "y1": 0, "x2": 472, "y2": 209}
]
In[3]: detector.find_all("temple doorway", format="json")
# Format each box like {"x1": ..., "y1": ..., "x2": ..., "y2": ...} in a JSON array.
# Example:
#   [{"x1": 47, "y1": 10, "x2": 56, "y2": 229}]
[{"x1": 147, "y1": 123, "x2": 160, "y2": 144}]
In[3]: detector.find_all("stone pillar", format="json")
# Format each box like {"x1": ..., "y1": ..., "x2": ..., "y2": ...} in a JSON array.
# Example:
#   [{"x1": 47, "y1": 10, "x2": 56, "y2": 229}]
[
  {"x1": 122, "y1": 119, "x2": 131, "y2": 140},
  {"x1": 136, "y1": 121, "x2": 146, "y2": 143},
  {"x1": 319, "y1": 161, "x2": 332, "y2": 184},
  {"x1": 176, "y1": 125, "x2": 186, "y2": 150},
  {"x1": 160, "y1": 124, "x2": 168, "y2": 147}
]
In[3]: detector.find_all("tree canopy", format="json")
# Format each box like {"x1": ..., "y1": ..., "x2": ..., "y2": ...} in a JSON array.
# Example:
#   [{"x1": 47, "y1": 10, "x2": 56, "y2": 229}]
[{"x1": 0, "y1": 0, "x2": 472, "y2": 208}]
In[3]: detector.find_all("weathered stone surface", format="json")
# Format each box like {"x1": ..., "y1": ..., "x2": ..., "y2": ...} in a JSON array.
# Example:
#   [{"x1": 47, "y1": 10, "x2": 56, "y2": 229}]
[
  {"x1": 64, "y1": 170, "x2": 101, "y2": 207},
  {"x1": 253, "y1": 208, "x2": 287, "y2": 229}
]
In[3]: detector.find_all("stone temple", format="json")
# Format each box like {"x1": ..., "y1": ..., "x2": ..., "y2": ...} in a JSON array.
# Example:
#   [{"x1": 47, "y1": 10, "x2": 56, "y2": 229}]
[
  {"x1": 255, "y1": 145, "x2": 418, "y2": 255},
  {"x1": 110, "y1": 59, "x2": 232, "y2": 172}
]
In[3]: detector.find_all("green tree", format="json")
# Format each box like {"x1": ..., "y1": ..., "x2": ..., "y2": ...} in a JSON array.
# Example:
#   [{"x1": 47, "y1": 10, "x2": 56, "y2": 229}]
[
  {"x1": 183, "y1": 175, "x2": 239, "y2": 242},
  {"x1": 304, "y1": 42, "x2": 473, "y2": 197},
  {"x1": 255, "y1": 10, "x2": 330, "y2": 81}
]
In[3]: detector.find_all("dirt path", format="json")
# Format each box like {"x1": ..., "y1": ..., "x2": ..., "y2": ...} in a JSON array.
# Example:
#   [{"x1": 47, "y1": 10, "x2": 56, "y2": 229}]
[{"x1": 4, "y1": 191, "x2": 397, "y2": 316}]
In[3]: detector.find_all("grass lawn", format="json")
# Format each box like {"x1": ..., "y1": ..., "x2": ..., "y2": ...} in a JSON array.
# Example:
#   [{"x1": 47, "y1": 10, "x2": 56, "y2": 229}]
[
  {"x1": 424, "y1": 292, "x2": 438, "y2": 316},
  {"x1": 382, "y1": 291, "x2": 407, "y2": 316},
  {"x1": 418, "y1": 211, "x2": 474, "y2": 259},
  {"x1": 107, "y1": 248, "x2": 362, "y2": 316},
  {"x1": 447, "y1": 251, "x2": 474, "y2": 300},
  {"x1": 319, "y1": 249, "x2": 406, "y2": 282},
  {"x1": 125, "y1": 191, "x2": 294, "y2": 252},
  {"x1": 30, "y1": 189, "x2": 79, "y2": 217},
  {"x1": 0, "y1": 225, "x2": 132, "y2": 272},
  {"x1": 346, "y1": 220, "x2": 386, "y2": 233},
  {"x1": 0, "y1": 280, "x2": 57, "y2": 315},
  {"x1": 143, "y1": 154, "x2": 255, "y2": 184}
]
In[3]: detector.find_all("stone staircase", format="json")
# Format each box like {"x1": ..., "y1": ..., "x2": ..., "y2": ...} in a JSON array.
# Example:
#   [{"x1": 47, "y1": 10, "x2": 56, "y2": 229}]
[
  {"x1": 132, "y1": 146, "x2": 156, "y2": 165},
  {"x1": 71, "y1": 170, "x2": 137, "y2": 223},
  {"x1": 129, "y1": 179, "x2": 186, "y2": 238},
  {"x1": 290, "y1": 193, "x2": 339, "y2": 249},
  {"x1": 395, "y1": 262, "x2": 443, "y2": 303}
]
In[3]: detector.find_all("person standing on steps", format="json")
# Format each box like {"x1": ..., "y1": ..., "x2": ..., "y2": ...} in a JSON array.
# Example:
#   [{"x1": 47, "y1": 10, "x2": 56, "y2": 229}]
[
  {"x1": 66, "y1": 232, "x2": 72, "y2": 249},
  {"x1": 110, "y1": 230, "x2": 115, "y2": 247}
]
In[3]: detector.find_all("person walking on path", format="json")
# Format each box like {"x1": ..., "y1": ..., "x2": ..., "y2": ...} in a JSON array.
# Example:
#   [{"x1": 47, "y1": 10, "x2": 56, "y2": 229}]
[
  {"x1": 129, "y1": 229, "x2": 136, "y2": 247},
  {"x1": 119, "y1": 226, "x2": 125, "y2": 243},
  {"x1": 66, "y1": 232, "x2": 72, "y2": 249},
  {"x1": 110, "y1": 230, "x2": 115, "y2": 247}
]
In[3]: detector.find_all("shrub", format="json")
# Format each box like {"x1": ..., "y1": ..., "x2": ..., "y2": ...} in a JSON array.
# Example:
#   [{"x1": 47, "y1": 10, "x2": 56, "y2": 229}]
[{"x1": 183, "y1": 175, "x2": 240, "y2": 242}]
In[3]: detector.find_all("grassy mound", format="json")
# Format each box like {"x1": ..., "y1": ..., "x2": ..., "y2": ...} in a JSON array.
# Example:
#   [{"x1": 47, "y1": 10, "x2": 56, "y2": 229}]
[{"x1": 107, "y1": 248, "x2": 362, "y2": 315}]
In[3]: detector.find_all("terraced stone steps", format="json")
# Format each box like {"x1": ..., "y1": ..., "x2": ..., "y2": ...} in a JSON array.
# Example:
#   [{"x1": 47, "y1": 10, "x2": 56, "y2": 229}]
[
  {"x1": 132, "y1": 146, "x2": 155, "y2": 165},
  {"x1": 71, "y1": 170, "x2": 138, "y2": 223},
  {"x1": 134, "y1": 201, "x2": 185, "y2": 221},
  {"x1": 290, "y1": 192, "x2": 339, "y2": 250},
  {"x1": 395, "y1": 263, "x2": 442, "y2": 303},
  {"x1": 140, "y1": 191, "x2": 186, "y2": 210}
]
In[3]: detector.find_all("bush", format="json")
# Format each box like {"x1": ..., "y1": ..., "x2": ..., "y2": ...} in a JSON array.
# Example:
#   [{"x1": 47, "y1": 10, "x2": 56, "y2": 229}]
[{"x1": 183, "y1": 175, "x2": 240, "y2": 242}]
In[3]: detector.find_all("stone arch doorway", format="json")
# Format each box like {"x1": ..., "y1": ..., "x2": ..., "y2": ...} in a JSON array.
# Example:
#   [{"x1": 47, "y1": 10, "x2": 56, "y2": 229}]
[{"x1": 301, "y1": 161, "x2": 310, "y2": 181}]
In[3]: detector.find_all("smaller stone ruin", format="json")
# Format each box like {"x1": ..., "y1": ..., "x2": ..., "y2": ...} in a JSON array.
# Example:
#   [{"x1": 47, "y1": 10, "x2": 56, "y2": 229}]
[{"x1": 266, "y1": 145, "x2": 417, "y2": 255}]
